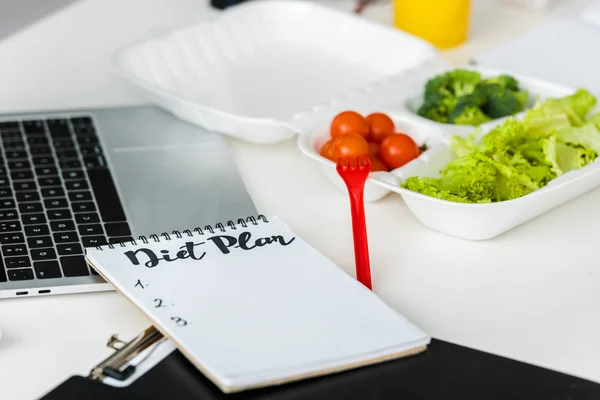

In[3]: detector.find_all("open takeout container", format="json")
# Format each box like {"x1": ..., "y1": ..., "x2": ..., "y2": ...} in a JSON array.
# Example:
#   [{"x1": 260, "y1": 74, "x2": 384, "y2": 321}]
[{"x1": 111, "y1": 0, "x2": 600, "y2": 240}]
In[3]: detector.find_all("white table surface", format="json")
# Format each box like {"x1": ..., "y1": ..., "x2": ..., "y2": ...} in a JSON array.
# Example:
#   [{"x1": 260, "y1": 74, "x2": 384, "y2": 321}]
[{"x1": 1, "y1": 0, "x2": 600, "y2": 398}]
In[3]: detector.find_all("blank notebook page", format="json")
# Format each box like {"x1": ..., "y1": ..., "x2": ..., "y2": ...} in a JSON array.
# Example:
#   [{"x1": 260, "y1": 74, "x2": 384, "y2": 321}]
[{"x1": 86, "y1": 216, "x2": 429, "y2": 393}]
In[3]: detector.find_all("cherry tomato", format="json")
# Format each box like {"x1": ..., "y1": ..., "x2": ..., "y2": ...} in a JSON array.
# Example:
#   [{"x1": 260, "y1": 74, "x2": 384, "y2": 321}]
[
  {"x1": 368, "y1": 142, "x2": 380, "y2": 158},
  {"x1": 379, "y1": 133, "x2": 420, "y2": 170},
  {"x1": 330, "y1": 111, "x2": 369, "y2": 140},
  {"x1": 320, "y1": 139, "x2": 335, "y2": 161},
  {"x1": 370, "y1": 157, "x2": 388, "y2": 172},
  {"x1": 332, "y1": 134, "x2": 369, "y2": 161},
  {"x1": 366, "y1": 113, "x2": 395, "y2": 143}
]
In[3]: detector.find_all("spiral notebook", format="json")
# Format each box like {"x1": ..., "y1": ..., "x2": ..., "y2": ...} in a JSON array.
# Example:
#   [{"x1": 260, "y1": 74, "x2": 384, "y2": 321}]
[{"x1": 85, "y1": 215, "x2": 430, "y2": 394}]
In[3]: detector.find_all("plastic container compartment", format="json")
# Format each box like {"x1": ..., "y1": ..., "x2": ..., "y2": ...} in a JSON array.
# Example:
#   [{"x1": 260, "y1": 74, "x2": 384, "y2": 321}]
[
  {"x1": 298, "y1": 67, "x2": 600, "y2": 240},
  {"x1": 111, "y1": 0, "x2": 439, "y2": 144}
]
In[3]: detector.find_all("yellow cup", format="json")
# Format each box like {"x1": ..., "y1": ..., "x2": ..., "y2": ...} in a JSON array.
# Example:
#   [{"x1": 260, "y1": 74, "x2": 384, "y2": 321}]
[{"x1": 393, "y1": 0, "x2": 471, "y2": 49}]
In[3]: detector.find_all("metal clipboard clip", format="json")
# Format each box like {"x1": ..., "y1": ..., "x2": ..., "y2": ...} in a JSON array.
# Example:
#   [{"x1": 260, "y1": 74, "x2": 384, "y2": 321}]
[{"x1": 89, "y1": 326, "x2": 167, "y2": 382}]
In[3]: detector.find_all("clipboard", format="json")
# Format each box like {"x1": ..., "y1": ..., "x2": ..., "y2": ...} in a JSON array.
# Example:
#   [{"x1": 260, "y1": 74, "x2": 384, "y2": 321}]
[{"x1": 40, "y1": 326, "x2": 600, "y2": 400}]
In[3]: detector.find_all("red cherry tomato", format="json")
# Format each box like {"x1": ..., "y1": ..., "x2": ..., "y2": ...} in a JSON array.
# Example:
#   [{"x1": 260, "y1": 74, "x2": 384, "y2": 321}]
[
  {"x1": 370, "y1": 157, "x2": 388, "y2": 172},
  {"x1": 332, "y1": 134, "x2": 369, "y2": 161},
  {"x1": 366, "y1": 113, "x2": 395, "y2": 143},
  {"x1": 368, "y1": 142, "x2": 380, "y2": 158},
  {"x1": 330, "y1": 111, "x2": 369, "y2": 140},
  {"x1": 320, "y1": 139, "x2": 335, "y2": 161},
  {"x1": 379, "y1": 133, "x2": 421, "y2": 170}
]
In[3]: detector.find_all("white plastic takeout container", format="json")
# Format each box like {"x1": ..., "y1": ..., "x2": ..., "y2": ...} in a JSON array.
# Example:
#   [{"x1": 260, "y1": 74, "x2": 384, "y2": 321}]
[
  {"x1": 111, "y1": 0, "x2": 600, "y2": 240},
  {"x1": 297, "y1": 65, "x2": 600, "y2": 240}
]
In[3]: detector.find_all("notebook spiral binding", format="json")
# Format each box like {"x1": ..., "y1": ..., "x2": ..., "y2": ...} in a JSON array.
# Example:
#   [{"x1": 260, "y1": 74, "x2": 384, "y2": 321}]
[{"x1": 95, "y1": 215, "x2": 269, "y2": 250}]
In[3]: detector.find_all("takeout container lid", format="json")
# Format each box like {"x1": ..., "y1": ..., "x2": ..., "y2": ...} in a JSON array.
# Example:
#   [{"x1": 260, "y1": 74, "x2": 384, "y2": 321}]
[{"x1": 110, "y1": 0, "x2": 452, "y2": 144}]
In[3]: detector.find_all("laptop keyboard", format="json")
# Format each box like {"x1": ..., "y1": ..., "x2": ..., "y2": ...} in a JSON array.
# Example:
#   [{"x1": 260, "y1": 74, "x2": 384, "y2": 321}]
[{"x1": 0, "y1": 116, "x2": 132, "y2": 283}]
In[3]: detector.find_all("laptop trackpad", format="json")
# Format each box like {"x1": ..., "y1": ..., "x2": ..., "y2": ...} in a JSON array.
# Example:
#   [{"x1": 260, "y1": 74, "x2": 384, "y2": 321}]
[{"x1": 107, "y1": 143, "x2": 257, "y2": 238}]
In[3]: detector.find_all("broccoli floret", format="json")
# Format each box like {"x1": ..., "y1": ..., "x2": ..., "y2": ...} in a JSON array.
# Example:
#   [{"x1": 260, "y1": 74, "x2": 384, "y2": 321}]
[
  {"x1": 448, "y1": 69, "x2": 481, "y2": 98},
  {"x1": 448, "y1": 93, "x2": 490, "y2": 125},
  {"x1": 482, "y1": 75, "x2": 519, "y2": 91},
  {"x1": 478, "y1": 84, "x2": 527, "y2": 119},
  {"x1": 423, "y1": 69, "x2": 481, "y2": 100},
  {"x1": 417, "y1": 92, "x2": 456, "y2": 123},
  {"x1": 424, "y1": 73, "x2": 453, "y2": 101}
]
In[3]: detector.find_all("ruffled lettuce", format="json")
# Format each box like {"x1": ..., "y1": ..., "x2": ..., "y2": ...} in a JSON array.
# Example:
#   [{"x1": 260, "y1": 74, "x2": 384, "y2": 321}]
[{"x1": 402, "y1": 88, "x2": 599, "y2": 203}]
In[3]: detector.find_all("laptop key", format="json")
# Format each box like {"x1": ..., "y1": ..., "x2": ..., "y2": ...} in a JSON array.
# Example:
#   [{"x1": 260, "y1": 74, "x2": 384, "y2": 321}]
[
  {"x1": 65, "y1": 180, "x2": 88, "y2": 191},
  {"x1": 47, "y1": 119, "x2": 71, "y2": 138},
  {"x1": 0, "y1": 209, "x2": 18, "y2": 221},
  {"x1": 34, "y1": 261, "x2": 62, "y2": 279},
  {"x1": 83, "y1": 155, "x2": 106, "y2": 169},
  {"x1": 2, "y1": 130, "x2": 22, "y2": 141},
  {"x1": 0, "y1": 221, "x2": 21, "y2": 233},
  {"x1": 11, "y1": 170, "x2": 33, "y2": 180},
  {"x1": 8, "y1": 160, "x2": 30, "y2": 170},
  {"x1": 52, "y1": 138, "x2": 75, "y2": 149},
  {"x1": 81, "y1": 235, "x2": 107, "y2": 247},
  {"x1": 31, "y1": 248, "x2": 56, "y2": 261},
  {"x1": 71, "y1": 116, "x2": 93, "y2": 126},
  {"x1": 0, "y1": 260, "x2": 5, "y2": 282},
  {"x1": 79, "y1": 145, "x2": 102, "y2": 157},
  {"x1": 75, "y1": 213, "x2": 99, "y2": 224},
  {"x1": 19, "y1": 202, "x2": 43, "y2": 214},
  {"x1": 72, "y1": 124, "x2": 95, "y2": 137},
  {"x1": 50, "y1": 220, "x2": 75, "y2": 232},
  {"x1": 47, "y1": 209, "x2": 72, "y2": 220},
  {"x1": 44, "y1": 198, "x2": 68, "y2": 209},
  {"x1": 0, "y1": 121, "x2": 19, "y2": 130},
  {"x1": 16, "y1": 191, "x2": 41, "y2": 202},
  {"x1": 72, "y1": 201, "x2": 96, "y2": 213},
  {"x1": 27, "y1": 136, "x2": 49, "y2": 147},
  {"x1": 4, "y1": 141, "x2": 25, "y2": 151},
  {"x1": 68, "y1": 191, "x2": 92, "y2": 202},
  {"x1": 32, "y1": 156, "x2": 55, "y2": 166},
  {"x1": 53, "y1": 231, "x2": 79, "y2": 244},
  {"x1": 8, "y1": 269, "x2": 34, "y2": 281},
  {"x1": 60, "y1": 255, "x2": 89, "y2": 277},
  {"x1": 21, "y1": 213, "x2": 46, "y2": 225},
  {"x1": 23, "y1": 120, "x2": 44, "y2": 135},
  {"x1": 77, "y1": 135, "x2": 98, "y2": 145},
  {"x1": 57, "y1": 243, "x2": 83, "y2": 256},
  {"x1": 27, "y1": 236, "x2": 53, "y2": 249},
  {"x1": 0, "y1": 199, "x2": 15, "y2": 209},
  {"x1": 56, "y1": 149, "x2": 78, "y2": 159},
  {"x1": 29, "y1": 146, "x2": 52, "y2": 156},
  {"x1": 0, "y1": 232, "x2": 24, "y2": 244},
  {"x1": 3, "y1": 244, "x2": 28, "y2": 257},
  {"x1": 38, "y1": 177, "x2": 61, "y2": 187},
  {"x1": 13, "y1": 181, "x2": 36, "y2": 192},
  {"x1": 5, "y1": 256, "x2": 31, "y2": 268},
  {"x1": 87, "y1": 169, "x2": 126, "y2": 222},
  {"x1": 78, "y1": 223, "x2": 103, "y2": 236},
  {"x1": 36, "y1": 166, "x2": 58, "y2": 177},
  {"x1": 25, "y1": 224, "x2": 49, "y2": 236},
  {"x1": 41, "y1": 187, "x2": 65, "y2": 198},
  {"x1": 0, "y1": 188, "x2": 11, "y2": 197},
  {"x1": 59, "y1": 160, "x2": 81, "y2": 170},
  {"x1": 6, "y1": 150, "x2": 28, "y2": 159},
  {"x1": 62, "y1": 170, "x2": 83, "y2": 180},
  {"x1": 0, "y1": 177, "x2": 9, "y2": 186},
  {"x1": 104, "y1": 222, "x2": 131, "y2": 237}
]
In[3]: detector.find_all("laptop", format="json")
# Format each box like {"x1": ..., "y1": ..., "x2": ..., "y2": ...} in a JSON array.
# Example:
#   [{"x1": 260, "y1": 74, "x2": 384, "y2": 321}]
[{"x1": 0, "y1": 105, "x2": 257, "y2": 299}]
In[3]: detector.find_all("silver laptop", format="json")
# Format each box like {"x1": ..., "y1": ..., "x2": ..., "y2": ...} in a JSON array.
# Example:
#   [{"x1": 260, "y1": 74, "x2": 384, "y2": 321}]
[{"x1": 0, "y1": 105, "x2": 256, "y2": 299}]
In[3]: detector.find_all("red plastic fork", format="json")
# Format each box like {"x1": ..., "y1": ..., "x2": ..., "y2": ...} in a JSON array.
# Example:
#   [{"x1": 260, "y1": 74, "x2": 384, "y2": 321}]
[{"x1": 336, "y1": 154, "x2": 373, "y2": 290}]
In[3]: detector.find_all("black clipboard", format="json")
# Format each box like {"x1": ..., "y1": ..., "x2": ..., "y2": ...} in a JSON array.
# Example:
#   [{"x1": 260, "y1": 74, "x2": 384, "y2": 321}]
[{"x1": 40, "y1": 326, "x2": 600, "y2": 400}]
